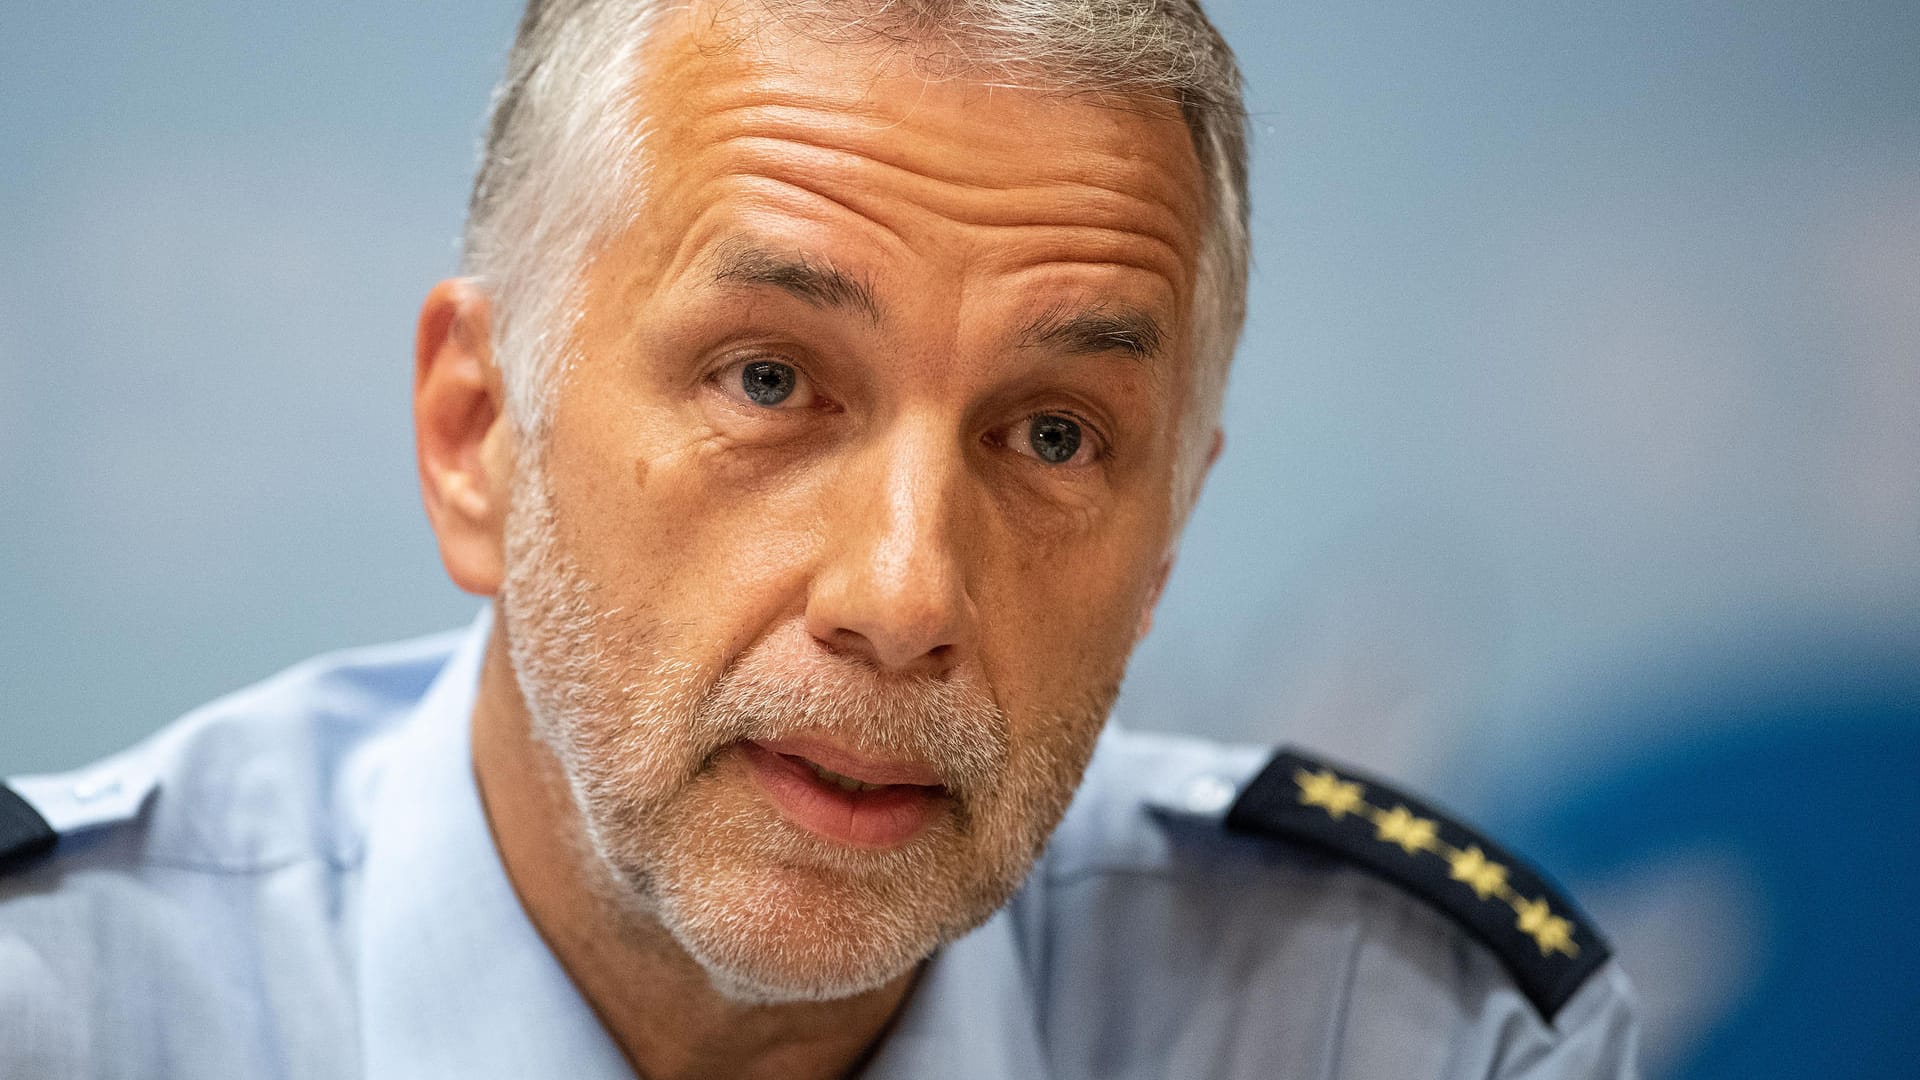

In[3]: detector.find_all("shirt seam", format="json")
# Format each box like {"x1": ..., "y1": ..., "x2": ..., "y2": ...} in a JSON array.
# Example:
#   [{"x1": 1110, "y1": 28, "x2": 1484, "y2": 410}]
[{"x1": 106, "y1": 846, "x2": 365, "y2": 877}]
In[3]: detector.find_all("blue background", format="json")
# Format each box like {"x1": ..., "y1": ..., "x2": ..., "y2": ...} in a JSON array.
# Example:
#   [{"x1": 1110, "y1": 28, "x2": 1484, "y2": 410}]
[{"x1": 3, "y1": 3, "x2": 1916, "y2": 1073}]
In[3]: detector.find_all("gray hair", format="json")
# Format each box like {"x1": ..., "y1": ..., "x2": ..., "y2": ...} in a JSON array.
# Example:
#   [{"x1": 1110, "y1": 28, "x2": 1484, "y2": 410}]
[{"x1": 463, "y1": 0, "x2": 1249, "y2": 519}]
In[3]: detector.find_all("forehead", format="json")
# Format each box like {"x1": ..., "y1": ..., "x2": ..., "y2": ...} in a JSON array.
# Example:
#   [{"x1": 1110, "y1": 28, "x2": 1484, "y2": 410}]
[{"x1": 610, "y1": 4, "x2": 1209, "y2": 315}]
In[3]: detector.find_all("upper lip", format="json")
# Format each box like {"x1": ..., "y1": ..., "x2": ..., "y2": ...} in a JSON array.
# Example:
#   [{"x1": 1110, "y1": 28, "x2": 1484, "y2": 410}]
[{"x1": 748, "y1": 736, "x2": 946, "y2": 788}]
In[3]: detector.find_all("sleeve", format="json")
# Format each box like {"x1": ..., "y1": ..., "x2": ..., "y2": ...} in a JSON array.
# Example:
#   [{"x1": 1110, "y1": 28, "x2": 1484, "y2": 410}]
[
  {"x1": 0, "y1": 924, "x2": 88, "y2": 1080},
  {"x1": 1494, "y1": 961, "x2": 1642, "y2": 1080}
]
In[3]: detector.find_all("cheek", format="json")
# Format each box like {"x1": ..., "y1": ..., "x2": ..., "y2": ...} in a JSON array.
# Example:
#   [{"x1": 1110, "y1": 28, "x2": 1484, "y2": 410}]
[
  {"x1": 543, "y1": 406, "x2": 832, "y2": 654},
  {"x1": 982, "y1": 512, "x2": 1159, "y2": 664},
  {"x1": 970, "y1": 520, "x2": 1153, "y2": 772}
]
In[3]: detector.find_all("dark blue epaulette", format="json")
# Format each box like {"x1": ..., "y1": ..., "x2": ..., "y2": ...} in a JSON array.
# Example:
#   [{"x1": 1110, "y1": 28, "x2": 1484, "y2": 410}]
[
  {"x1": 1224, "y1": 748, "x2": 1610, "y2": 1023},
  {"x1": 0, "y1": 784, "x2": 57, "y2": 874}
]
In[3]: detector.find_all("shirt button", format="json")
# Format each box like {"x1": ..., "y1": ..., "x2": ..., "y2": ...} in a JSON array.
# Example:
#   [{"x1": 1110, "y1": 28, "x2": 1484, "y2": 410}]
[{"x1": 1181, "y1": 773, "x2": 1237, "y2": 815}]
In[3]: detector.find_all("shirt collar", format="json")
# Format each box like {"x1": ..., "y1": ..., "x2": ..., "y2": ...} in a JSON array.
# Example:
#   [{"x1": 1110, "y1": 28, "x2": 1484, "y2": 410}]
[{"x1": 356, "y1": 606, "x2": 633, "y2": 1079}]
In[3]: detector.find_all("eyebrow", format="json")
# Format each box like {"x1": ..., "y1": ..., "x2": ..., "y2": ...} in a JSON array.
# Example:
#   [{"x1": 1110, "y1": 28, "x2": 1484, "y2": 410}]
[
  {"x1": 705, "y1": 236, "x2": 883, "y2": 324},
  {"x1": 1019, "y1": 302, "x2": 1167, "y2": 364}
]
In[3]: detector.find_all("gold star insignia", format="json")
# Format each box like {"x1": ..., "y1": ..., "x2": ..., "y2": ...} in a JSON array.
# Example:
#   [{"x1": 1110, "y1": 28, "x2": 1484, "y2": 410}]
[
  {"x1": 1295, "y1": 768, "x2": 1367, "y2": 820},
  {"x1": 1373, "y1": 804, "x2": 1439, "y2": 855},
  {"x1": 1447, "y1": 845, "x2": 1510, "y2": 900},
  {"x1": 1513, "y1": 896, "x2": 1580, "y2": 958}
]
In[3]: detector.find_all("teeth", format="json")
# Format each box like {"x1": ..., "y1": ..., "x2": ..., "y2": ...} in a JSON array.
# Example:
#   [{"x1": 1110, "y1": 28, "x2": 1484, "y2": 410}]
[{"x1": 806, "y1": 760, "x2": 886, "y2": 792}]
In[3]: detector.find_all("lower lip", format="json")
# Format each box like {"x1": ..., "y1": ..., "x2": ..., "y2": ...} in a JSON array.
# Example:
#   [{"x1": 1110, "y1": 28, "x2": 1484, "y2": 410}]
[{"x1": 737, "y1": 741, "x2": 949, "y2": 849}]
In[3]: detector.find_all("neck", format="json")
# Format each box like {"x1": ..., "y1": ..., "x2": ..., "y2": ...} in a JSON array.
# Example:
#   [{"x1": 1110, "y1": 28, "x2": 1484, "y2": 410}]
[{"x1": 468, "y1": 623, "x2": 918, "y2": 1080}]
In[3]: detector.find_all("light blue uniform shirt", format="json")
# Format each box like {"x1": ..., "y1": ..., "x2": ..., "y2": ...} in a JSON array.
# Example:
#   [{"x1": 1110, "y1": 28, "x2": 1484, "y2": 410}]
[{"x1": 1, "y1": 611, "x2": 1638, "y2": 1078}]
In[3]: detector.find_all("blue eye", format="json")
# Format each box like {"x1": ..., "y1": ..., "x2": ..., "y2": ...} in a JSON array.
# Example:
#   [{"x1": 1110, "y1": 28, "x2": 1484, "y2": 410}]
[
  {"x1": 1027, "y1": 413, "x2": 1083, "y2": 464},
  {"x1": 741, "y1": 360, "x2": 797, "y2": 406}
]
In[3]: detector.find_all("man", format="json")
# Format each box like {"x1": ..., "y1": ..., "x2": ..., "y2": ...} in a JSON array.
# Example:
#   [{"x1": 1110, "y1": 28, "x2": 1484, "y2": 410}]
[{"x1": 0, "y1": 1, "x2": 1638, "y2": 1077}]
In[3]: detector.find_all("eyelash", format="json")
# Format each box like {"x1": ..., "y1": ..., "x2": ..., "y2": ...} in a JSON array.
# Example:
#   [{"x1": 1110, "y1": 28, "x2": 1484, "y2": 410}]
[{"x1": 707, "y1": 354, "x2": 1112, "y2": 469}]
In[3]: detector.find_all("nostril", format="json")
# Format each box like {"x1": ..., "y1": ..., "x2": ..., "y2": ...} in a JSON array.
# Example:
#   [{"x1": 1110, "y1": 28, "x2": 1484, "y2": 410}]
[
  {"x1": 815, "y1": 627, "x2": 875, "y2": 662},
  {"x1": 810, "y1": 626, "x2": 961, "y2": 676}
]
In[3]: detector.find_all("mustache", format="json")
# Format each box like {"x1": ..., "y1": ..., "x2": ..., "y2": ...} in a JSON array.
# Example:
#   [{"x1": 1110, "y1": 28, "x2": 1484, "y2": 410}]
[{"x1": 688, "y1": 646, "x2": 1009, "y2": 801}]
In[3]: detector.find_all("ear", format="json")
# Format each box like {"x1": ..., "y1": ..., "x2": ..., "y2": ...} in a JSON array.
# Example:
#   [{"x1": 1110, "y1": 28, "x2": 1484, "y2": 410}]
[
  {"x1": 414, "y1": 278, "x2": 514, "y2": 596},
  {"x1": 1136, "y1": 427, "x2": 1225, "y2": 641}
]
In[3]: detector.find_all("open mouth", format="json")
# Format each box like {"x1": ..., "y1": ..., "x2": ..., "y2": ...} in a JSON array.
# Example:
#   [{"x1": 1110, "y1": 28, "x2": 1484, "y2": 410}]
[
  {"x1": 737, "y1": 738, "x2": 950, "y2": 849},
  {"x1": 797, "y1": 758, "x2": 895, "y2": 793}
]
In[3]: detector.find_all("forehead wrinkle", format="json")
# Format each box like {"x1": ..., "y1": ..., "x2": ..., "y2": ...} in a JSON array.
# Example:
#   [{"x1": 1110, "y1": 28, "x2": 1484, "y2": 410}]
[
  {"x1": 708, "y1": 133, "x2": 1193, "y2": 283},
  {"x1": 693, "y1": 100, "x2": 1201, "y2": 241},
  {"x1": 694, "y1": 96, "x2": 1200, "y2": 201},
  {"x1": 639, "y1": 3, "x2": 1209, "y2": 243}
]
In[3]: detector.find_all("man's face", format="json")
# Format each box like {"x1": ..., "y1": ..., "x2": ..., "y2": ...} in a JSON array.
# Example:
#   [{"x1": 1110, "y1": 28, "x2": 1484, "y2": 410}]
[{"x1": 499, "y1": 10, "x2": 1207, "y2": 1003}]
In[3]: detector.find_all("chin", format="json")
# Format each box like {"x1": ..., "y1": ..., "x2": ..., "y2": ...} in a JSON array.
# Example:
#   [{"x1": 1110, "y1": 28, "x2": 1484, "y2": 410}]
[
  {"x1": 597, "y1": 788, "x2": 1018, "y2": 1006},
  {"x1": 693, "y1": 947, "x2": 914, "y2": 1007},
  {"x1": 650, "y1": 862, "x2": 963, "y2": 1005}
]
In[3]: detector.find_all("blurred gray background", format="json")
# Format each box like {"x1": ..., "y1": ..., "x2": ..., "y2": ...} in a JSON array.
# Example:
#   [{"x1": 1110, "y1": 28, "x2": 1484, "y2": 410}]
[{"x1": 3, "y1": 3, "x2": 1917, "y2": 1075}]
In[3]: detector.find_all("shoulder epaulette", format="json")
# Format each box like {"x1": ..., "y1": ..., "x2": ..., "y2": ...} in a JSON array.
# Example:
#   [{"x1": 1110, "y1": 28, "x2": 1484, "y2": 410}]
[
  {"x1": 1224, "y1": 747, "x2": 1609, "y2": 1022},
  {"x1": 0, "y1": 783, "x2": 57, "y2": 874}
]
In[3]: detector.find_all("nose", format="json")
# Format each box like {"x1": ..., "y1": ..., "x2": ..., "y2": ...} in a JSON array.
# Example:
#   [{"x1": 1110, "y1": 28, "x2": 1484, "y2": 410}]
[{"x1": 805, "y1": 421, "x2": 976, "y2": 675}]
